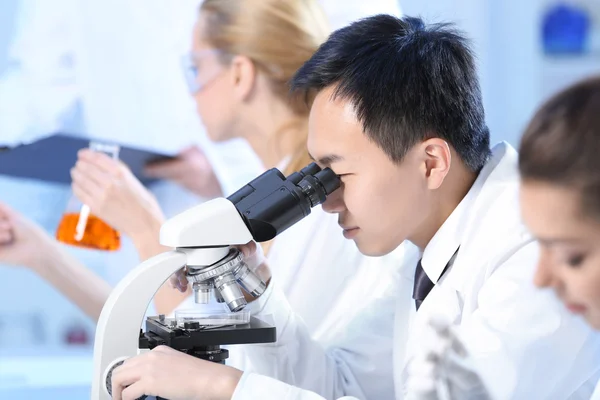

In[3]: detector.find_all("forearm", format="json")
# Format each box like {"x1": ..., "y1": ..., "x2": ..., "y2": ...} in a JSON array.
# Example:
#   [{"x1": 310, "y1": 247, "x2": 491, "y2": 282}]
[
  {"x1": 33, "y1": 242, "x2": 111, "y2": 321},
  {"x1": 130, "y1": 222, "x2": 191, "y2": 315},
  {"x1": 126, "y1": 206, "x2": 167, "y2": 261},
  {"x1": 133, "y1": 232, "x2": 169, "y2": 262},
  {"x1": 236, "y1": 281, "x2": 387, "y2": 398},
  {"x1": 154, "y1": 282, "x2": 192, "y2": 316}
]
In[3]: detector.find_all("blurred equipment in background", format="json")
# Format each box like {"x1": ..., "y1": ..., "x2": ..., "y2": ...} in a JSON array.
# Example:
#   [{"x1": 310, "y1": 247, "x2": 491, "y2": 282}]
[{"x1": 543, "y1": 2, "x2": 591, "y2": 55}]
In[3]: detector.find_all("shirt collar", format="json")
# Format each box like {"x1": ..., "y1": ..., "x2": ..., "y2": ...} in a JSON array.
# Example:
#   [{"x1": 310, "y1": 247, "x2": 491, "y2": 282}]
[{"x1": 421, "y1": 166, "x2": 487, "y2": 283}]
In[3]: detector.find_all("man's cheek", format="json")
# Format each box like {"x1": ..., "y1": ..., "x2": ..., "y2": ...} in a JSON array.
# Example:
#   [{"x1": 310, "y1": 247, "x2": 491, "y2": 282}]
[
  {"x1": 343, "y1": 189, "x2": 359, "y2": 216},
  {"x1": 353, "y1": 197, "x2": 373, "y2": 228}
]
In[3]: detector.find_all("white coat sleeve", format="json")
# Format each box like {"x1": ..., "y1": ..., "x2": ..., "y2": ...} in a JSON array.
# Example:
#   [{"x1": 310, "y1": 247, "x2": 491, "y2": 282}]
[
  {"x1": 230, "y1": 272, "x2": 400, "y2": 400},
  {"x1": 461, "y1": 241, "x2": 600, "y2": 399}
]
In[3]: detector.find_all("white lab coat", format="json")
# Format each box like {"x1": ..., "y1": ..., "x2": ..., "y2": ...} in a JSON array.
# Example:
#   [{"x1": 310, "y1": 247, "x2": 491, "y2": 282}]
[
  {"x1": 230, "y1": 142, "x2": 600, "y2": 400},
  {"x1": 266, "y1": 207, "x2": 403, "y2": 342}
]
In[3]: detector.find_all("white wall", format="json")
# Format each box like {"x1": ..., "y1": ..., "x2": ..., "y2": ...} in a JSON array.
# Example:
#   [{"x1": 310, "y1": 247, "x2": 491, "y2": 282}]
[
  {"x1": 401, "y1": 0, "x2": 600, "y2": 147},
  {"x1": 0, "y1": 0, "x2": 19, "y2": 73}
]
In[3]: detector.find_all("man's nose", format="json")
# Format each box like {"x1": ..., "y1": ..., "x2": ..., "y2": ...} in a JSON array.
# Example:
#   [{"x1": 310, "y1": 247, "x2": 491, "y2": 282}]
[{"x1": 322, "y1": 188, "x2": 345, "y2": 214}]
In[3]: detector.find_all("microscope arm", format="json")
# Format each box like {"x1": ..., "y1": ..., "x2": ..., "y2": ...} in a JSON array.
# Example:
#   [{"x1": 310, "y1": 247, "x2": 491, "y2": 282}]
[
  {"x1": 91, "y1": 250, "x2": 187, "y2": 398},
  {"x1": 92, "y1": 198, "x2": 255, "y2": 399}
]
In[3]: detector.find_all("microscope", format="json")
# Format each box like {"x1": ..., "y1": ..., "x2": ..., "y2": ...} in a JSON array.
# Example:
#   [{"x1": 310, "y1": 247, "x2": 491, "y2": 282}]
[{"x1": 91, "y1": 162, "x2": 340, "y2": 399}]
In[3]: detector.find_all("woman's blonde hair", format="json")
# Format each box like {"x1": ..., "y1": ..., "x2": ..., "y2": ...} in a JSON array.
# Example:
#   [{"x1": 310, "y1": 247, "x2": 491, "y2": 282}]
[{"x1": 199, "y1": 0, "x2": 330, "y2": 174}]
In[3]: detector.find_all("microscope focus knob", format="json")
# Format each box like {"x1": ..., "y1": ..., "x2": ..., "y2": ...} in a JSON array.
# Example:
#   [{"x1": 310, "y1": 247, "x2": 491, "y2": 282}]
[
  {"x1": 297, "y1": 175, "x2": 326, "y2": 207},
  {"x1": 105, "y1": 359, "x2": 147, "y2": 400}
]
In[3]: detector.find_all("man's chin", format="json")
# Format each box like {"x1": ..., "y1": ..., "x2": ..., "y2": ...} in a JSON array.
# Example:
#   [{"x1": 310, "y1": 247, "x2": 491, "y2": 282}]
[{"x1": 354, "y1": 239, "x2": 396, "y2": 257}]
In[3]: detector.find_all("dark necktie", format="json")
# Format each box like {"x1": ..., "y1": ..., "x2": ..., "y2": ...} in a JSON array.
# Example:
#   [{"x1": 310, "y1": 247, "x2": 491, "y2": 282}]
[
  {"x1": 412, "y1": 259, "x2": 434, "y2": 311},
  {"x1": 413, "y1": 257, "x2": 456, "y2": 310},
  {"x1": 413, "y1": 248, "x2": 459, "y2": 310}
]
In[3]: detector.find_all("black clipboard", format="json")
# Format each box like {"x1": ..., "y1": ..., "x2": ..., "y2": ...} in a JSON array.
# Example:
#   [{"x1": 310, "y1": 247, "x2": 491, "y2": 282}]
[{"x1": 0, "y1": 133, "x2": 175, "y2": 186}]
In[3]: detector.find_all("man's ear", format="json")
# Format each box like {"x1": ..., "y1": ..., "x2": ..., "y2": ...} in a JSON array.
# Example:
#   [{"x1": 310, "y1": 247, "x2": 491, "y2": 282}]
[
  {"x1": 419, "y1": 138, "x2": 451, "y2": 190},
  {"x1": 230, "y1": 55, "x2": 257, "y2": 101}
]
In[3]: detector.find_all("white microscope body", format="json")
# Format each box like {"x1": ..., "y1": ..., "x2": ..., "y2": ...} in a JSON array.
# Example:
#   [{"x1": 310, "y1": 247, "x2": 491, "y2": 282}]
[{"x1": 90, "y1": 198, "x2": 252, "y2": 400}]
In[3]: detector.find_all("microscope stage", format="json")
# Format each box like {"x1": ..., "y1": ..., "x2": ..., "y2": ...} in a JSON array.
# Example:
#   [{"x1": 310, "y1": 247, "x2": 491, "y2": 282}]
[{"x1": 139, "y1": 316, "x2": 276, "y2": 350}]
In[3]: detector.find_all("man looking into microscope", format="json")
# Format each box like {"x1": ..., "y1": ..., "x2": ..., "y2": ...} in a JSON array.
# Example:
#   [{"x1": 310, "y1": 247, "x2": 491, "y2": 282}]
[{"x1": 110, "y1": 14, "x2": 600, "y2": 400}]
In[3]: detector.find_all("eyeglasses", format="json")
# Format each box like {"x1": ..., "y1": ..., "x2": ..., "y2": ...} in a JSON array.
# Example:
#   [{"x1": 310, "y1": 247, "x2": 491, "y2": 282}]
[{"x1": 181, "y1": 49, "x2": 227, "y2": 94}]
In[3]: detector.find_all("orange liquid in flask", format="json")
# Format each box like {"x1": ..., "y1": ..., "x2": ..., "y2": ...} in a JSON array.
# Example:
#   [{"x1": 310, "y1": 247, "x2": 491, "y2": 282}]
[{"x1": 56, "y1": 213, "x2": 121, "y2": 251}]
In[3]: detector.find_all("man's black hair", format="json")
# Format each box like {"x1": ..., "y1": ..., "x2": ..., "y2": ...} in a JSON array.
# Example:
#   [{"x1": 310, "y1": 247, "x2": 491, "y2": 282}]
[{"x1": 291, "y1": 14, "x2": 490, "y2": 171}]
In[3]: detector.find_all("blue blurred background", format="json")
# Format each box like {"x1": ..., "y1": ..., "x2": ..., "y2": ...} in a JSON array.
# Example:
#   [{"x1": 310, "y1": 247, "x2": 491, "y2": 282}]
[{"x1": 0, "y1": 0, "x2": 599, "y2": 398}]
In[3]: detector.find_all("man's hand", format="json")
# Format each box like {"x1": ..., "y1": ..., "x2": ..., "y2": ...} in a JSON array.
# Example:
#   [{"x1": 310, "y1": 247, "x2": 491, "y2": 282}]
[
  {"x1": 111, "y1": 345, "x2": 242, "y2": 400},
  {"x1": 405, "y1": 316, "x2": 494, "y2": 400},
  {"x1": 145, "y1": 146, "x2": 223, "y2": 199}
]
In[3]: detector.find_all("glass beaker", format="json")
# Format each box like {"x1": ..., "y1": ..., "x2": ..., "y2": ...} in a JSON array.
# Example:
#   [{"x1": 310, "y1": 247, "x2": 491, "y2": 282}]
[{"x1": 56, "y1": 141, "x2": 121, "y2": 251}]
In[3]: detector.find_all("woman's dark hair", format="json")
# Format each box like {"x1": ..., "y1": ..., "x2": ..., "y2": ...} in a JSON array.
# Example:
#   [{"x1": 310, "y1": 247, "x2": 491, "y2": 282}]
[{"x1": 519, "y1": 75, "x2": 600, "y2": 217}]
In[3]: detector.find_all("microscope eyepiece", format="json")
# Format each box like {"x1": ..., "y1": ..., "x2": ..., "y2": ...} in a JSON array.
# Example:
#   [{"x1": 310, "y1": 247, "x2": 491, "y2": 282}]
[
  {"x1": 314, "y1": 168, "x2": 340, "y2": 195},
  {"x1": 227, "y1": 162, "x2": 341, "y2": 243},
  {"x1": 299, "y1": 163, "x2": 322, "y2": 177},
  {"x1": 296, "y1": 167, "x2": 340, "y2": 207}
]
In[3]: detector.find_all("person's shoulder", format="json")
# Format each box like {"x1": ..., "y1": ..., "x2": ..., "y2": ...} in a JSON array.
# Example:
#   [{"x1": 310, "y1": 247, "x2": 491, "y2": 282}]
[
  {"x1": 466, "y1": 142, "x2": 524, "y2": 231},
  {"x1": 459, "y1": 143, "x2": 533, "y2": 260}
]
